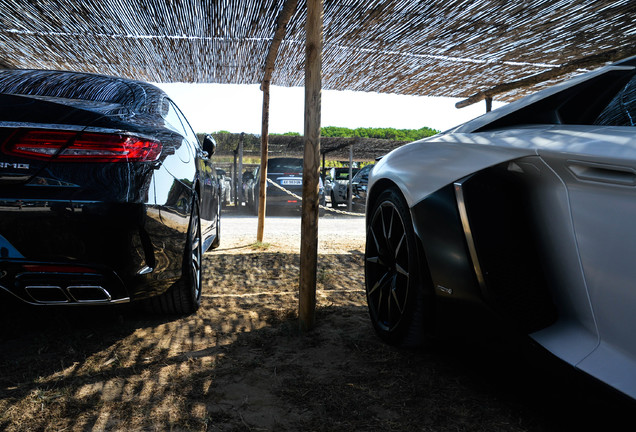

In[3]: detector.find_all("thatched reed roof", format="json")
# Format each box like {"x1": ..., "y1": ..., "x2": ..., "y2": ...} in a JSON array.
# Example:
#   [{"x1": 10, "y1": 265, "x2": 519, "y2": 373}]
[{"x1": 0, "y1": 1, "x2": 634, "y2": 103}]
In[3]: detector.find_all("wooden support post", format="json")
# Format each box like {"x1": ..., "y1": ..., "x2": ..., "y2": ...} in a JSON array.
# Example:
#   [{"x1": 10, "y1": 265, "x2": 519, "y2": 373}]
[
  {"x1": 238, "y1": 132, "x2": 244, "y2": 205},
  {"x1": 233, "y1": 149, "x2": 238, "y2": 206},
  {"x1": 299, "y1": 0, "x2": 323, "y2": 333},
  {"x1": 485, "y1": 97, "x2": 492, "y2": 113},
  {"x1": 257, "y1": 0, "x2": 298, "y2": 240},
  {"x1": 347, "y1": 144, "x2": 353, "y2": 213},
  {"x1": 257, "y1": 81, "x2": 270, "y2": 242}
]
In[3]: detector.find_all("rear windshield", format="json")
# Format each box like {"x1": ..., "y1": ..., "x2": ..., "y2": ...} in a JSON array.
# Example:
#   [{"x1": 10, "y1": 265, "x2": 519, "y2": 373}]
[
  {"x1": 268, "y1": 158, "x2": 304, "y2": 173},
  {"x1": 595, "y1": 74, "x2": 636, "y2": 126},
  {"x1": 0, "y1": 69, "x2": 164, "y2": 114},
  {"x1": 333, "y1": 168, "x2": 359, "y2": 180}
]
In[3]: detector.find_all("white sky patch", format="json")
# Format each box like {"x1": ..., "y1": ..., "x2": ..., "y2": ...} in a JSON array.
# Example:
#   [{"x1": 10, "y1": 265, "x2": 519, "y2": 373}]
[{"x1": 156, "y1": 82, "x2": 506, "y2": 134}]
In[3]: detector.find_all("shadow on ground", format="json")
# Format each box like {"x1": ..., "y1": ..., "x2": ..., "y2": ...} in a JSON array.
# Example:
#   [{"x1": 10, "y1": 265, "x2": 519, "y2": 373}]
[{"x1": 0, "y1": 252, "x2": 634, "y2": 431}]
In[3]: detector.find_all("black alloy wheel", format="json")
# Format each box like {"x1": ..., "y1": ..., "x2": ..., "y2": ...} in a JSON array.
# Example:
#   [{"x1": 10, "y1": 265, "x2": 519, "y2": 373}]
[
  {"x1": 365, "y1": 187, "x2": 430, "y2": 346},
  {"x1": 146, "y1": 198, "x2": 202, "y2": 314},
  {"x1": 211, "y1": 199, "x2": 221, "y2": 249},
  {"x1": 185, "y1": 201, "x2": 203, "y2": 308}
]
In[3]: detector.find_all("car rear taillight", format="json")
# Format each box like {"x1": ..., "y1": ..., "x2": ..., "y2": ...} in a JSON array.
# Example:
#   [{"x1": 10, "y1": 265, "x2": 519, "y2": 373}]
[{"x1": 3, "y1": 129, "x2": 162, "y2": 162}]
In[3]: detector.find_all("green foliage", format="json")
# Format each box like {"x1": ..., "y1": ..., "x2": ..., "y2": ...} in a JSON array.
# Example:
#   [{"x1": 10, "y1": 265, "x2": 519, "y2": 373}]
[
  {"x1": 321, "y1": 160, "x2": 375, "y2": 169},
  {"x1": 196, "y1": 126, "x2": 439, "y2": 156},
  {"x1": 320, "y1": 126, "x2": 439, "y2": 141},
  {"x1": 200, "y1": 132, "x2": 261, "y2": 154},
  {"x1": 271, "y1": 131, "x2": 301, "y2": 136}
]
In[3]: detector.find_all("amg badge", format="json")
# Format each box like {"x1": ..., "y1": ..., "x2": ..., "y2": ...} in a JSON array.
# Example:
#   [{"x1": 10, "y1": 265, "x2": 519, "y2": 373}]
[{"x1": 0, "y1": 162, "x2": 29, "y2": 169}]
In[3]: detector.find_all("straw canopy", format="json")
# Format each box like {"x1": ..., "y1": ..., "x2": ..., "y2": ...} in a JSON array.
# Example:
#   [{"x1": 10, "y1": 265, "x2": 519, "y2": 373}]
[{"x1": 0, "y1": 0, "x2": 634, "y2": 103}]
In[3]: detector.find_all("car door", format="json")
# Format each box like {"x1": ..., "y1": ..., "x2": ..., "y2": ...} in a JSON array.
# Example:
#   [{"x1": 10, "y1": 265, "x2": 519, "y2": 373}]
[{"x1": 539, "y1": 125, "x2": 636, "y2": 370}]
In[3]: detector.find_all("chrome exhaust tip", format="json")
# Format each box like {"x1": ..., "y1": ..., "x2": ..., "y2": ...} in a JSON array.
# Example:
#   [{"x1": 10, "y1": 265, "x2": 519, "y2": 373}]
[
  {"x1": 24, "y1": 284, "x2": 115, "y2": 304},
  {"x1": 67, "y1": 286, "x2": 112, "y2": 303},
  {"x1": 25, "y1": 285, "x2": 70, "y2": 304}
]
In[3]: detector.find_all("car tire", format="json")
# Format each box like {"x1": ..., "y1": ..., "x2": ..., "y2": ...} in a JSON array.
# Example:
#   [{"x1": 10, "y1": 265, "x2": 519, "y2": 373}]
[
  {"x1": 146, "y1": 197, "x2": 203, "y2": 315},
  {"x1": 211, "y1": 199, "x2": 221, "y2": 250},
  {"x1": 365, "y1": 187, "x2": 433, "y2": 347}
]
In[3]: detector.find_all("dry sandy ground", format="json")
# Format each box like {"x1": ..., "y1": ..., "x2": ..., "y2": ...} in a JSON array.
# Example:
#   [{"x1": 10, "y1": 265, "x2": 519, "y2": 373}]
[
  {"x1": 1, "y1": 206, "x2": 635, "y2": 431},
  {"x1": 214, "y1": 205, "x2": 366, "y2": 254}
]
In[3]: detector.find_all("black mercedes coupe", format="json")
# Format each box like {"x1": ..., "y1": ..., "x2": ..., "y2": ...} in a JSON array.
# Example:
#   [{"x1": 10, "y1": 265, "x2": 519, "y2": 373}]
[{"x1": 0, "y1": 69, "x2": 221, "y2": 314}]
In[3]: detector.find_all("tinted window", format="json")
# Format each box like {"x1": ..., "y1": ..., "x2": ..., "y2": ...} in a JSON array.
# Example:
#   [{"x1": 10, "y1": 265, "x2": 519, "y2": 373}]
[
  {"x1": 333, "y1": 168, "x2": 359, "y2": 180},
  {"x1": 352, "y1": 164, "x2": 371, "y2": 182},
  {"x1": 268, "y1": 158, "x2": 304, "y2": 173},
  {"x1": 595, "y1": 75, "x2": 636, "y2": 126}
]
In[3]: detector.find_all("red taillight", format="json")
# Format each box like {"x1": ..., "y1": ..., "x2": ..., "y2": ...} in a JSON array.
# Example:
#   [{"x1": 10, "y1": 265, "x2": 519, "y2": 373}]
[{"x1": 3, "y1": 130, "x2": 162, "y2": 162}]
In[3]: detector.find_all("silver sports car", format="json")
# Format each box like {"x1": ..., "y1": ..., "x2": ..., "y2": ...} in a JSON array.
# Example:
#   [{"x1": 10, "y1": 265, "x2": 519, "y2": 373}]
[{"x1": 364, "y1": 56, "x2": 636, "y2": 400}]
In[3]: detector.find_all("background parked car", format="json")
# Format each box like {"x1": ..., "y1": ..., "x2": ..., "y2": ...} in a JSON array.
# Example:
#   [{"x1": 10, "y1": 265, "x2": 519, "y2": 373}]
[
  {"x1": 250, "y1": 157, "x2": 325, "y2": 215},
  {"x1": 216, "y1": 168, "x2": 232, "y2": 207},
  {"x1": 325, "y1": 167, "x2": 359, "y2": 207},
  {"x1": 242, "y1": 167, "x2": 257, "y2": 208},
  {"x1": 364, "y1": 56, "x2": 636, "y2": 401},
  {"x1": 351, "y1": 163, "x2": 374, "y2": 210},
  {"x1": 0, "y1": 69, "x2": 221, "y2": 315}
]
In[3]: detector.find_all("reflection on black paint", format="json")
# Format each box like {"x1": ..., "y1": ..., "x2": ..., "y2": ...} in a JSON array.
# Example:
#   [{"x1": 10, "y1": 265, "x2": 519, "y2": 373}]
[{"x1": 0, "y1": 68, "x2": 219, "y2": 306}]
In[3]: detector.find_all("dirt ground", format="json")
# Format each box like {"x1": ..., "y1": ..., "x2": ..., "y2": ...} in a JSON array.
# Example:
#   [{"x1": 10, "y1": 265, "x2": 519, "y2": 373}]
[{"x1": 1, "y1": 206, "x2": 635, "y2": 431}]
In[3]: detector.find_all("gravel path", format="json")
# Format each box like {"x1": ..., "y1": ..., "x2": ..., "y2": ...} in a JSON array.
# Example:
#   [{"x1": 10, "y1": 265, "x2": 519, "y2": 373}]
[{"x1": 214, "y1": 205, "x2": 366, "y2": 254}]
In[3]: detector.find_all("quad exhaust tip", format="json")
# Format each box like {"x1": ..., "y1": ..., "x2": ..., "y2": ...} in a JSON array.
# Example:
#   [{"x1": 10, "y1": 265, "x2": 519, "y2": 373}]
[{"x1": 25, "y1": 285, "x2": 115, "y2": 304}]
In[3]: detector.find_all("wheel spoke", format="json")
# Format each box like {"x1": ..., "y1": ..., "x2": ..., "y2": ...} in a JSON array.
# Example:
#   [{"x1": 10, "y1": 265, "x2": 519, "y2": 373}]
[
  {"x1": 394, "y1": 232, "x2": 406, "y2": 259},
  {"x1": 387, "y1": 207, "x2": 394, "y2": 246},
  {"x1": 376, "y1": 276, "x2": 394, "y2": 317},
  {"x1": 395, "y1": 263, "x2": 408, "y2": 278},
  {"x1": 368, "y1": 271, "x2": 391, "y2": 297},
  {"x1": 192, "y1": 251, "x2": 200, "y2": 270},
  {"x1": 377, "y1": 273, "x2": 395, "y2": 322},
  {"x1": 369, "y1": 225, "x2": 381, "y2": 254},
  {"x1": 380, "y1": 205, "x2": 387, "y2": 241},
  {"x1": 390, "y1": 276, "x2": 405, "y2": 314},
  {"x1": 366, "y1": 255, "x2": 385, "y2": 267}
]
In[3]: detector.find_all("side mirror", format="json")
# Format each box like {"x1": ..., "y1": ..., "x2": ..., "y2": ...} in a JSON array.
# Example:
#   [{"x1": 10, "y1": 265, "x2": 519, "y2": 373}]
[{"x1": 202, "y1": 134, "x2": 217, "y2": 156}]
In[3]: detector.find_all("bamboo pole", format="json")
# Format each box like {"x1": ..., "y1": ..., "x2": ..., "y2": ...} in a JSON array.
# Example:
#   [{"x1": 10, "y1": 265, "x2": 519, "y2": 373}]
[
  {"x1": 257, "y1": 80, "x2": 270, "y2": 242},
  {"x1": 347, "y1": 144, "x2": 353, "y2": 212},
  {"x1": 299, "y1": 0, "x2": 323, "y2": 333},
  {"x1": 238, "y1": 132, "x2": 244, "y2": 205},
  {"x1": 233, "y1": 149, "x2": 238, "y2": 206},
  {"x1": 257, "y1": 0, "x2": 298, "y2": 242}
]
